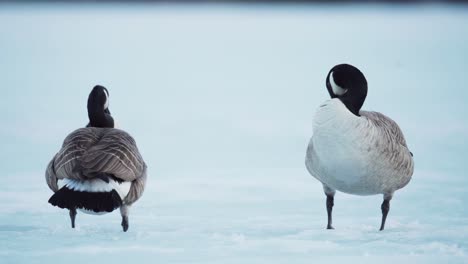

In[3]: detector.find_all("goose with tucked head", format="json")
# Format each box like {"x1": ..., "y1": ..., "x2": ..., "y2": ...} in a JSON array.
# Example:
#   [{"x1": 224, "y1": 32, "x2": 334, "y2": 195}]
[
  {"x1": 87, "y1": 85, "x2": 113, "y2": 128},
  {"x1": 46, "y1": 85, "x2": 147, "y2": 232},
  {"x1": 305, "y1": 64, "x2": 414, "y2": 230}
]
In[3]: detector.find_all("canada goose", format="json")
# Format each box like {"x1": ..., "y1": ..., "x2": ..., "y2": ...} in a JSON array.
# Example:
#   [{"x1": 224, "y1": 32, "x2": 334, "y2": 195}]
[
  {"x1": 46, "y1": 85, "x2": 147, "y2": 232},
  {"x1": 305, "y1": 64, "x2": 414, "y2": 231}
]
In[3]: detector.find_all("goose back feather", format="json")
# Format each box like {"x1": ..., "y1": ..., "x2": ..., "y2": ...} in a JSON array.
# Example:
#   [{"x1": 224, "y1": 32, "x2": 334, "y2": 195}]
[{"x1": 46, "y1": 127, "x2": 147, "y2": 205}]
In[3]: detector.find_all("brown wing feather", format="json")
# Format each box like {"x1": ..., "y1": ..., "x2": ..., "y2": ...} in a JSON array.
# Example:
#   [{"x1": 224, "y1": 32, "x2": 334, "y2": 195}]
[
  {"x1": 45, "y1": 158, "x2": 59, "y2": 192},
  {"x1": 360, "y1": 111, "x2": 409, "y2": 148},
  {"x1": 78, "y1": 128, "x2": 145, "y2": 181},
  {"x1": 360, "y1": 111, "x2": 414, "y2": 188},
  {"x1": 49, "y1": 128, "x2": 101, "y2": 182},
  {"x1": 45, "y1": 127, "x2": 147, "y2": 195},
  {"x1": 124, "y1": 165, "x2": 147, "y2": 205}
]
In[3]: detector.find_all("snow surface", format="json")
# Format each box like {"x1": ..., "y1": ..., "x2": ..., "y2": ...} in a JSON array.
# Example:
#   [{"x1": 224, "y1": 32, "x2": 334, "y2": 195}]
[{"x1": 1, "y1": 3, "x2": 468, "y2": 264}]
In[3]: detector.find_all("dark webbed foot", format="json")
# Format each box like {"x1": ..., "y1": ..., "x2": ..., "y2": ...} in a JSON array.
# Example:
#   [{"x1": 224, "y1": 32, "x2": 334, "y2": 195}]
[
  {"x1": 121, "y1": 216, "x2": 129, "y2": 232},
  {"x1": 379, "y1": 194, "x2": 392, "y2": 231},
  {"x1": 69, "y1": 208, "x2": 77, "y2": 229}
]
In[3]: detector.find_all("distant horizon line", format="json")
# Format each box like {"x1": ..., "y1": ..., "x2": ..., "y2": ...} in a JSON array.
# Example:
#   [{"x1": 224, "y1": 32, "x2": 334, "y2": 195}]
[{"x1": 1, "y1": 0, "x2": 467, "y2": 3}]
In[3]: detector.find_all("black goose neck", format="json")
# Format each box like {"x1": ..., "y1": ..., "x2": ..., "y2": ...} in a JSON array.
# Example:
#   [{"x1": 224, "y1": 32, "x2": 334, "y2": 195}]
[
  {"x1": 339, "y1": 96, "x2": 365, "y2": 116},
  {"x1": 87, "y1": 108, "x2": 114, "y2": 128},
  {"x1": 87, "y1": 85, "x2": 114, "y2": 128}
]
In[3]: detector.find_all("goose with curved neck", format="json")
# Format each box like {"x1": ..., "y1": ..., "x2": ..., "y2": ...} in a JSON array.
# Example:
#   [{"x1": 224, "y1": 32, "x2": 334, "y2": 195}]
[
  {"x1": 87, "y1": 85, "x2": 114, "y2": 128},
  {"x1": 305, "y1": 64, "x2": 414, "y2": 231},
  {"x1": 326, "y1": 64, "x2": 367, "y2": 116}
]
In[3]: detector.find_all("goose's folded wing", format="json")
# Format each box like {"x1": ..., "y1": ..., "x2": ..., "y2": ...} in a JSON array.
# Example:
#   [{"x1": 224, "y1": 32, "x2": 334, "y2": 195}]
[
  {"x1": 45, "y1": 158, "x2": 59, "y2": 192},
  {"x1": 124, "y1": 164, "x2": 147, "y2": 205},
  {"x1": 48, "y1": 128, "x2": 102, "y2": 183},
  {"x1": 46, "y1": 128, "x2": 146, "y2": 190},
  {"x1": 360, "y1": 111, "x2": 409, "y2": 148},
  {"x1": 77, "y1": 128, "x2": 146, "y2": 182},
  {"x1": 360, "y1": 111, "x2": 414, "y2": 179}
]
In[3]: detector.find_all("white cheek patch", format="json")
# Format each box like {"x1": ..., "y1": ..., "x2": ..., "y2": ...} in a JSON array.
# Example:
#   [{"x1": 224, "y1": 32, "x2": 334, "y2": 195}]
[
  {"x1": 329, "y1": 72, "x2": 348, "y2": 96},
  {"x1": 103, "y1": 90, "x2": 109, "y2": 110}
]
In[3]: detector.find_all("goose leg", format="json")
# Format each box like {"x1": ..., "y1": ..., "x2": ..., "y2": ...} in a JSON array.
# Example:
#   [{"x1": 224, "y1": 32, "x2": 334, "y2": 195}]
[
  {"x1": 323, "y1": 185, "x2": 336, "y2": 230},
  {"x1": 120, "y1": 205, "x2": 130, "y2": 232},
  {"x1": 69, "y1": 208, "x2": 77, "y2": 229},
  {"x1": 379, "y1": 194, "x2": 393, "y2": 231}
]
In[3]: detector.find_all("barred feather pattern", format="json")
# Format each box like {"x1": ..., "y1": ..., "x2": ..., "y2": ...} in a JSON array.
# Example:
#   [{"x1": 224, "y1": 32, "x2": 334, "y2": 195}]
[
  {"x1": 359, "y1": 110, "x2": 414, "y2": 192},
  {"x1": 45, "y1": 127, "x2": 147, "y2": 205},
  {"x1": 360, "y1": 111, "x2": 408, "y2": 148}
]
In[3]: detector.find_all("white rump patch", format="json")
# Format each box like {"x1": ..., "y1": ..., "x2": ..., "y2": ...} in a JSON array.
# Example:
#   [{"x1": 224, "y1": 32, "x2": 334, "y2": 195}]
[
  {"x1": 329, "y1": 71, "x2": 348, "y2": 96},
  {"x1": 58, "y1": 178, "x2": 131, "y2": 200},
  {"x1": 78, "y1": 208, "x2": 108, "y2": 215}
]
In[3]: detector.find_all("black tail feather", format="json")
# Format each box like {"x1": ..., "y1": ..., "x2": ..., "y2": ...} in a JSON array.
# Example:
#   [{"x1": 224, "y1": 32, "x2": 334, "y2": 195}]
[{"x1": 48, "y1": 187, "x2": 122, "y2": 213}]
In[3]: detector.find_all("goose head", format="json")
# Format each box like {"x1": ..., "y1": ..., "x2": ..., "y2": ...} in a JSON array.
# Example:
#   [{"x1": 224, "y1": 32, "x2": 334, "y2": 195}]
[
  {"x1": 325, "y1": 64, "x2": 368, "y2": 116},
  {"x1": 87, "y1": 85, "x2": 114, "y2": 128}
]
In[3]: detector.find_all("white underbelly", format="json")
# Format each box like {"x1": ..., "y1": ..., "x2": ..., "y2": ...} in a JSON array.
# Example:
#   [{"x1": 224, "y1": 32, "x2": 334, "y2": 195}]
[{"x1": 78, "y1": 208, "x2": 109, "y2": 215}]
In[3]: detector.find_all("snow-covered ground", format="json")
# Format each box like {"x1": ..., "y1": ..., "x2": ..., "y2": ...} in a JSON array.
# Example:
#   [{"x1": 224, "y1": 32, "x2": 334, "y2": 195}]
[{"x1": 1, "y1": 3, "x2": 467, "y2": 263}]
